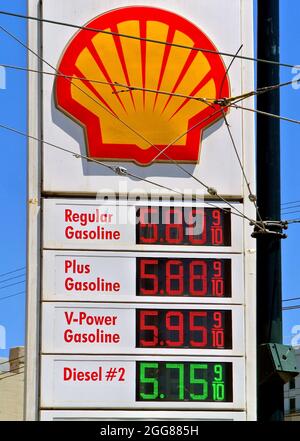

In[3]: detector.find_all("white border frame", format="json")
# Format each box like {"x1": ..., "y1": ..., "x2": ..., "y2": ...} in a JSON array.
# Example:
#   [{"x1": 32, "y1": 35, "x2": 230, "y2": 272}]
[
  {"x1": 25, "y1": 0, "x2": 41, "y2": 421},
  {"x1": 40, "y1": 410, "x2": 247, "y2": 420},
  {"x1": 240, "y1": 0, "x2": 257, "y2": 422},
  {"x1": 40, "y1": 355, "x2": 245, "y2": 410},
  {"x1": 26, "y1": 0, "x2": 256, "y2": 421},
  {"x1": 43, "y1": 250, "x2": 244, "y2": 304},
  {"x1": 43, "y1": 199, "x2": 243, "y2": 253},
  {"x1": 41, "y1": 302, "x2": 244, "y2": 356}
]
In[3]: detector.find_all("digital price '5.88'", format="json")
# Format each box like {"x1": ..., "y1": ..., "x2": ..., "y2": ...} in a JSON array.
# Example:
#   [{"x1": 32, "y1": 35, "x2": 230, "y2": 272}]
[
  {"x1": 137, "y1": 257, "x2": 231, "y2": 297},
  {"x1": 136, "y1": 207, "x2": 231, "y2": 246},
  {"x1": 136, "y1": 309, "x2": 232, "y2": 349},
  {"x1": 136, "y1": 361, "x2": 233, "y2": 402}
]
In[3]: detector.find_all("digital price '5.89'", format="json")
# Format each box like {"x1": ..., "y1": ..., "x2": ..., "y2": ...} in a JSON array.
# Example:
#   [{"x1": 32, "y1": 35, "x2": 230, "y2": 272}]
[
  {"x1": 136, "y1": 361, "x2": 233, "y2": 402},
  {"x1": 136, "y1": 309, "x2": 232, "y2": 349},
  {"x1": 137, "y1": 257, "x2": 231, "y2": 297},
  {"x1": 136, "y1": 206, "x2": 231, "y2": 246}
]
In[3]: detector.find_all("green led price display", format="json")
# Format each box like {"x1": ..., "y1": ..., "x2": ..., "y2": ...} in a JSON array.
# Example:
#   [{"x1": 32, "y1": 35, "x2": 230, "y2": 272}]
[
  {"x1": 136, "y1": 361, "x2": 233, "y2": 402},
  {"x1": 136, "y1": 309, "x2": 232, "y2": 349},
  {"x1": 136, "y1": 257, "x2": 231, "y2": 297},
  {"x1": 136, "y1": 206, "x2": 231, "y2": 246}
]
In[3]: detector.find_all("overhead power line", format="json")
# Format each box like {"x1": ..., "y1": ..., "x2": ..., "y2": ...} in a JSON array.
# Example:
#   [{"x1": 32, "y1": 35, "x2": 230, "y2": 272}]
[
  {"x1": 283, "y1": 304, "x2": 300, "y2": 311},
  {"x1": 281, "y1": 210, "x2": 300, "y2": 216},
  {"x1": 0, "y1": 22, "x2": 260, "y2": 226},
  {"x1": 0, "y1": 121, "x2": 251, "y2": 224},
  {"x1": 0, "y1": 21, "x2": 250, "y2": 227},
  {"x1": 3, "y1": 63, "x2": 300, "y2": 131},
  {"x1": 285, "y1": 219, "x2": 300, "y2": 224},
  {"x1": 281, "y1": 206, "x2": 300, "y2": 212},
  {"x1": 283, "y1": 297, "x2": 300, "y2": 303},
  {"x1": 281, "y1": 200, "x2": 300, "y2": 206},
  {"x1": 0, "y1": 273, "x2": 26, "y2": 285},
  {"x1": 217, "y1": 44, "x2": 265, "y2": 229},
  {"x1": 0, "y1": 266, "x2": 25, "y2": 278},
  {"x1": 0, "y1": 369, "x2": 24, "y2": 382},
  {"x1": 0, "y1": 290, "x2": 25, "y2": 302},
  {"x1": 0, "y1": 21, "x2": 269, "y2": 230},
  {"x1": 0, "y1": 10, "x2": 297, "y2": 69},
  {"x1": 0, "y1": 355, "x2": 24, "y2": 367},
  {"x1": 232, "y1": 104, "x2": 300, "y2": 126},
  {"x1": 2, "y1": 64, "x2": 299, "y2": 131},
  {"x1": 0, "y1": 280, "x2": 25, "y2": 291},
  {"x1": 1, "y1": 63, "x2": 299, "y2": 105}
]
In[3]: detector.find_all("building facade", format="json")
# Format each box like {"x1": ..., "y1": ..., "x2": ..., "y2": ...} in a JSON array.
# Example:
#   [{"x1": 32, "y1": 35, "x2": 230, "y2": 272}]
[
  {"x1": 284, "y1": 347, "x2": 300, "y2": 421},
  {"x1": 0, "y1": 347, "x2": 24, "y2": 421}
]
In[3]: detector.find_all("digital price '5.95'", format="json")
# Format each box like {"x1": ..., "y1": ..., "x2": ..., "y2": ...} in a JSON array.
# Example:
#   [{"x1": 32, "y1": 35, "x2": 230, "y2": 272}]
[
  {"x1": 136, "y1": 309, "x2": 232, "y2": 349},
  {"x1": 136, "y1": 361, "x2": 233, "y2": 402},
  {"x1": 136, "y1": 206, "x2": 231, "y2": 246}
]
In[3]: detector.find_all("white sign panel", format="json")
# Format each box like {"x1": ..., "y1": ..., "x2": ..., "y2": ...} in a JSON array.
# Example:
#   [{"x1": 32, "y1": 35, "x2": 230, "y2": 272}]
[
  {"x1": 43, "y1": 199, "x2": 243, "y2": 252},
  {"x1": 43, "y1": 250, "x2": 244, "y2": 304},
  {"x1": 40, "y1": 410, "x2": 247, "y2": 421},
  {"x1": 41, "y1": 303, "x2": 244, "y2": 356},
  {"x1": 40, "y1": 355, "x2": 245, "y2": 409},
  {"x1": 41, "y1": 0, "x2": 254, "y2": 196},
  {"x1": 26, "y1": 0, "x2": 256, "y2": 422}
]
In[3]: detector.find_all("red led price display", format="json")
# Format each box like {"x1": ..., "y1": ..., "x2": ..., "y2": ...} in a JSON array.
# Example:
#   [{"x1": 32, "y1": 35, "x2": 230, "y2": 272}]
[
  {"x1": 136, "y1": 309, "x2": 232, "y2": 349},
  {"x1": 136, "y1": 206, "x2": 231, "y2": 246},
  {"x1": 136, "y1": 361, "x2": 233, "y2": 402},
  {"x1": 137, "y1": 257, "x2": 231, "y2": 297}
]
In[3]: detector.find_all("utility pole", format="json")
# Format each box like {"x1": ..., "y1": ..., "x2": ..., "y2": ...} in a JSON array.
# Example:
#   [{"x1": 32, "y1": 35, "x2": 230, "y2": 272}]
[{"x1": 256, "y1": 0, "x2": 283, "y2": 421}]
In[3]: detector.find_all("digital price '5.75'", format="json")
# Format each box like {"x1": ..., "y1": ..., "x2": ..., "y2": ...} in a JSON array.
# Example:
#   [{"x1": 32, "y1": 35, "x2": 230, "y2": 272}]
[{"x1": 137, "y1": 361, "x2": 233, "y2": 402}]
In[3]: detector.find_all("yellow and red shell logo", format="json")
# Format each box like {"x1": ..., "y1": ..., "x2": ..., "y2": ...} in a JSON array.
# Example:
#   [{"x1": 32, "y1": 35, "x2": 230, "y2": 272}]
[{"x1": 55, "y1": 6, "x2": 230, "y2": 165}]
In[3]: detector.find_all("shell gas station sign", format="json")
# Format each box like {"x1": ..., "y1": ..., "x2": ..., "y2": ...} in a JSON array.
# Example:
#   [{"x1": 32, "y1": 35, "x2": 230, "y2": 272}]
[
  {"x1": 26, "y1": 0, "x2": 256, "y2": 421},
  {"x1": 55, "y1": 6, "x2": 229, "y2": 165}
]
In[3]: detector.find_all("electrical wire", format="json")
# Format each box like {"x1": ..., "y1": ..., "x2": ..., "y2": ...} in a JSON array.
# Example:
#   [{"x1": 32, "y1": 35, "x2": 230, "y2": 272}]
[
  {"x1": 0, "y1": 367, "x2": 24, "y2": 377},
  {"x1": 0, "y1": 280, "x2": 25, "y2": 291},
  {"x1": 0, "y1": 364, "x2": 24, "y2": 376},
  {"x1": 281, "y1": 204, "x2": 300, "y2": 210},
  {"x1": 219, "y1": 44, "x2": 265, "y2": 228},
  {"x1": 1, "y1": 63, "x2": 299, "y2": 135},
  {"x1": 281, "y1": 207, "x2": 300, "y2": 212},
  {"x1": 0, "y1": 273, "x2": 26, "y2": 285},
  {"x1": 0, "y1": 10, "x2": 298, "y2": 70},
  {"x1": 217, "y1": 78, "x2": 300, "y2": 105},
  {"x1": 0, "y1": 280, "x2": 25, "y2": 292},
  {"x1": 284, "y1": 219, "x2": 300, "y2": 224},
  {"x1": 0, "y1": 365, "x2": 25, "y2": 379},
  {"x1": 0, "y1": 355, "x2": 24, "y2": 367},
  {"x1": 0, "y1": 23, "x2": 169, "y2": 156},
  {"x1": 0, "y1": 266, "x2": 25, "y2": 278},
  {"x1": 232, "y1": 103, "x2": 300, "y2": 126},
  {"x1": 0, "y1": 23, "x2": 252, "y2": 225},
  {"x1": 281, "y1": 210, "x2": 300, "y2": 216},
  {"x1": 1, "y1": 63, "x2": 300, "y2": 107},
  {"x1": 0, "y1": 14, "x2": 257, "y2": 224},
  {"x1": 0, "y1": 26, "x2": 290, "y2": 230},
  {"x1": 217, "y1": 45, "x2": 265, "y2": 230},
  {"x1": 0, "y1": 120, "x2": 254, "y2": 223},
  {"x1": 0, "y1": 21, "x2": 265, "y2": 228},
  {"x1": 1, "y1": 64, "x2": 213, "y2": 105},
  {"x1": 282, "y1": 200, "x2": 300, "y2": 206},
  {"x1": 283, "y1": 305, "x2": 300, "y2": 311},
  {"x1": 0, "y1": 290, "x2": 25, "y2": 302},
  {"x1": 283, "y1": 297, "x2": 300, "y2": 303},
  {"x1": 0, "y1": 370, "x2": 24, "y2": 382}
]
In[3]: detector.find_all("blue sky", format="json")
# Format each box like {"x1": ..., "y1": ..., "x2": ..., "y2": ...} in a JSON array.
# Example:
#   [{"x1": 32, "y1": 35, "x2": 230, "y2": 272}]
[
  {"x1": 0, "y1": 0, "x2": 299, "y2": 357},
  {"x1": 0, "y1": 0, "x2": 27, "y2": 357}
]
